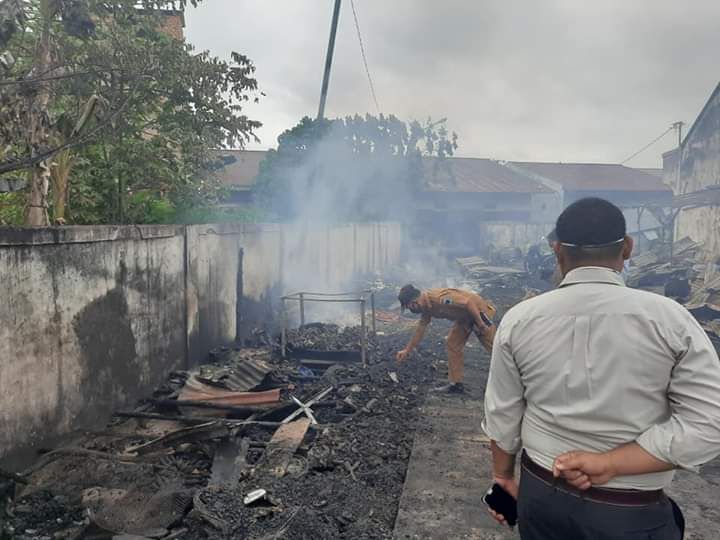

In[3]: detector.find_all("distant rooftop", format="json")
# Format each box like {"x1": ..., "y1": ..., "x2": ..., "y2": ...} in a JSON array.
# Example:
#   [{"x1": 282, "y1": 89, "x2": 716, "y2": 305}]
[
  {"x1": 212, "y1": 151, "x2": 672, "y2": 196},
  {"x1": 423, "y1": 157, "x2": 552, "y2": 194},
  {"x1": 511, "y1": 161, "x2": 672, "y2": 193}
]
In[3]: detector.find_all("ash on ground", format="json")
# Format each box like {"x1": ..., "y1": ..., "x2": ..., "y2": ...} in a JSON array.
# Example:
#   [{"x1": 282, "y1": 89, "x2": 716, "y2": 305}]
[{"x1": 1, "y1": 322, "x2": 449, "y2": 540}]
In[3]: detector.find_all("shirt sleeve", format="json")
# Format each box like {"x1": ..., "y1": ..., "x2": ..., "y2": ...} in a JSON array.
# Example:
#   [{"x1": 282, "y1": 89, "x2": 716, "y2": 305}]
[
  {"x1": 482, "y1": 319, "x2": 526, "y2": 454},
  {"x1": 636, "y1": 314, "x2": 720, "y2": 471}
]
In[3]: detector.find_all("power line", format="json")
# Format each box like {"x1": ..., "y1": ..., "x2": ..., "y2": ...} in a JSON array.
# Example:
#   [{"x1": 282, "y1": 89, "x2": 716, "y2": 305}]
[
  {"x1": 349, "y1": 0, "x2": 380, "y2": 114},
  {"x1": 620, "y1": 126, "x2": 674, "y2": 165}
]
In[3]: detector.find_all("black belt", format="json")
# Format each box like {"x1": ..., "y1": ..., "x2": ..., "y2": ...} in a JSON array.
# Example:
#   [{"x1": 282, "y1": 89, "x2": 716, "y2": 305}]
[{"x1": 521, "y1": 451, "x2": 664, "y2": 507}]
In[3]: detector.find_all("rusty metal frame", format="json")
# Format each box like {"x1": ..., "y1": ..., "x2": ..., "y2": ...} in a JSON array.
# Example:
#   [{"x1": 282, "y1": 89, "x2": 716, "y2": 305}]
[{"x1": 280, "y1": 290, "x2": 376, "y2": 366}]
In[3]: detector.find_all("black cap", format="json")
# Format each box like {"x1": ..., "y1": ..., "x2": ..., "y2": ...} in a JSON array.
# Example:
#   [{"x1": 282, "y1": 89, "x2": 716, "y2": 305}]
[
  {"x1": 556, "y1": 198, "x2": 626, "y2": 247},
  {"x1": 398, "y1": 284, "x2": 421, "y2": 309}
]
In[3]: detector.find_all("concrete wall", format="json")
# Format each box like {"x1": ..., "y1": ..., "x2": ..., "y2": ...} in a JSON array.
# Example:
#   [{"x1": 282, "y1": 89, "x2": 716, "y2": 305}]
[
  {"x1": 0, "y1": 226, "x2": 187, "y2": 461},
  {"x1": 672, "y1": 85, "x2": 720, "y2": 253},
  {"x1": 0, "y1": 221, "x2": 403, "y2": 459},
  {"x1": 478, "y1": 222, "x2": 554, "y2": 250},
  {"x1": 186, "y1": 222, "x2": 402, "y2": 351}
]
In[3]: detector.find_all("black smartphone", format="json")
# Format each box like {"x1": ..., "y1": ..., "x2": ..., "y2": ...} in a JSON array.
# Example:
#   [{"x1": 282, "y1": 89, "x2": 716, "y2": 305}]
[{"x1": 482, "y1": 483, "x2": 518, "y2": 527}]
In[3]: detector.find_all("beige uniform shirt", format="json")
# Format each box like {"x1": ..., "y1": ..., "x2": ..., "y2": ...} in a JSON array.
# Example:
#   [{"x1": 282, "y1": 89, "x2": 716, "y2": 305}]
[
  {"x1": 483, "y1": 266, "x2": 720, "y2": 490},
  {"x1": 418, "y1": 288, "x2": 496, "y2": 324}
]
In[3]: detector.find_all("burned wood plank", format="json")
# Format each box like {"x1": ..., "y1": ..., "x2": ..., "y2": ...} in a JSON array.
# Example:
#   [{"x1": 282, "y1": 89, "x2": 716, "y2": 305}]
[
  {"x1": 150, "y1": 398, "x2": 274, "y2": 416},
  {"x1": 113, "y1": 411, "x2": 286, "y2": 428},
  {"x1": 264, "y1": 419, "x2": 311, "y2": 478},
  {"x1": 126, "y1": 422, "x2": 230, "y2": 456}
]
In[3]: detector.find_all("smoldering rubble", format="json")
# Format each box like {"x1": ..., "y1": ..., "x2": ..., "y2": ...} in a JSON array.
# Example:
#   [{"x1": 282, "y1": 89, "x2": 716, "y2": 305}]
[
  {"x1": 1, "y1": 313, "x2": 443, "y2": 539},
  {"x1": 4, "y1": 239, "x2": 720, "y2": 539}
]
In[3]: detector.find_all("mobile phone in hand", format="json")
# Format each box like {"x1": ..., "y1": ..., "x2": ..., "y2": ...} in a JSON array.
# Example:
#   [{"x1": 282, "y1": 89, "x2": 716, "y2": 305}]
[
  {"x1": 480, "y1": 312, "x2": 493, "y2": 326},
  {"x1": 482, "y1": 482, "x2": 518, "y2": 527}
]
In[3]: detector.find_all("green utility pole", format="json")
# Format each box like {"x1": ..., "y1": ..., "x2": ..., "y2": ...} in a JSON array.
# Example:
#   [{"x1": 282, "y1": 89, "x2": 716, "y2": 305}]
[{"x1": 317, "y1": 0, "x2": 342, "y2": 120}]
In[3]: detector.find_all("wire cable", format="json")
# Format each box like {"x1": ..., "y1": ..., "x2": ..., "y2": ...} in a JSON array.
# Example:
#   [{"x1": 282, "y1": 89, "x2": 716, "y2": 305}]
[
  {"x1": 349, "y1": 0, "x2": 381, "y2": 114},
  {"x1": 621, "y1": 126, "x2": 674, "y2": 165}
]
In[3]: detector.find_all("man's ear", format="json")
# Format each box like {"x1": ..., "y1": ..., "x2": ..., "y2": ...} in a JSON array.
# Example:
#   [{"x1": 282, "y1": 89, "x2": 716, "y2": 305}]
[
  {"x1": 553, "y1": 241, "x2": 568, "y2": 275},
  {"x1": 622, "y1": 235, "x2": 634, "y2": 261}
]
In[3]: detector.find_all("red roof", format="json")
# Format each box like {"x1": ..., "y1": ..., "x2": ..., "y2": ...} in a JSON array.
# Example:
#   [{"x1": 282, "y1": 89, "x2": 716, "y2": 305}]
[
  {"x1": 423, "y1": 157, "x2": 552, "y2": 194},
  {"x1": 511, "y1": 162, "x2": 672, "y2": 193}
]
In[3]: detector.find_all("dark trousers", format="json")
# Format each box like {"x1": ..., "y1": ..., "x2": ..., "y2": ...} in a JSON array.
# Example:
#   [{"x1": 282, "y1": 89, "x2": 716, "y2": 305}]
[{"x1": 518, "y1": 466, "x2": 684, "y2": 539}]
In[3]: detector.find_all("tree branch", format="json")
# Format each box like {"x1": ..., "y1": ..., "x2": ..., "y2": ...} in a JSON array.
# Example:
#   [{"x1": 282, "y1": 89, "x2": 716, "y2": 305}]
[{"x1": 0, "y1": 83, "x2": 138, "y2": 175}]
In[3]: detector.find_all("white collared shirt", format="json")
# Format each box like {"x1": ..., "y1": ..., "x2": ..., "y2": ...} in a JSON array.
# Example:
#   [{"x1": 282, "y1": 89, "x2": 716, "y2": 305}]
[{"x1": 482, "y1": 266, "x2": 720, "y2": 490}]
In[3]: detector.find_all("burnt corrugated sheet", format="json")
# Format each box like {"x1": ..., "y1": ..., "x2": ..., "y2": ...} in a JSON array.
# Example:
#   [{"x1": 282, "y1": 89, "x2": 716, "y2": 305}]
[{"x1": 196, "y1": 350, "x2": 273, "y2": 392}]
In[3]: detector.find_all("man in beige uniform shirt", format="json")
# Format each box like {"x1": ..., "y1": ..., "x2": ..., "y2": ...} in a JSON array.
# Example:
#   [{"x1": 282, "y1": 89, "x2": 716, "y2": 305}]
[
  {"x1": 396, "y1": 285, "x2": 495, "y2": 393},
  {"x1": 483, "y1": 198, "x2": 720, "y2": 539}
]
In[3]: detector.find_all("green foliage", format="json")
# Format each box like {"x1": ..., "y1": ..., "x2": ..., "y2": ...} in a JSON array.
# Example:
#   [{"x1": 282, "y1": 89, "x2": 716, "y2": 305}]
[
  {"x1": 172, "y1": 205, "x2": 265, "y2": 225},
  {"x1": 253, "y1": 114, "x2": 457, "y2": 221},
  {"x1": 0, "y1": 192, "x2": 24, "y2": 225},
  {"x1": 0, "y1": 0, "x2": 262, "y2": 224}
]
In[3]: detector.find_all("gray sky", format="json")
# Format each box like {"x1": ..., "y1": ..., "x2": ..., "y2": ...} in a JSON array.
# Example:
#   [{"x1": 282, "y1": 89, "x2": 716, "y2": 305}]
[{"x1": 186, "y1": 0, "x2": 720, "y2": 168}]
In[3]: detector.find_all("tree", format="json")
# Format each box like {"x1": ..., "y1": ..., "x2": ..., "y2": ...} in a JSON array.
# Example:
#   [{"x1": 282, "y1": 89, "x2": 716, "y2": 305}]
[
  {"x1": 253, "y1": 114, "x2": 457, "y2": 221},
  {"x1": 0, "y1": 1, "x2": 261, "y2": 225}
]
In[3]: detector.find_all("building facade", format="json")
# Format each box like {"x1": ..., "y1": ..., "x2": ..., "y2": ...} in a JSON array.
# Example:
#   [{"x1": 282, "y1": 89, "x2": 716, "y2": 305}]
[{"x1": 663, "y1": 83, "x2": 720, "y2": 256}]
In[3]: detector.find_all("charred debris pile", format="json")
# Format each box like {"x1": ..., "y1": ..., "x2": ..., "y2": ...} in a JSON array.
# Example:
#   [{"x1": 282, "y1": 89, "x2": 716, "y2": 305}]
[
  {"x1": 627, "y1": 237, "x2": 720, "y2": 344},
  {"x1": 1, "y1": 322, "x2": 440, "y2": 540}
]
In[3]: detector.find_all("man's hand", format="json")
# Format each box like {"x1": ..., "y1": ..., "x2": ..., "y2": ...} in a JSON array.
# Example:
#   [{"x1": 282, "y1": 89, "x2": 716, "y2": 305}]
[
  {"x1": 552, "y1": 451, "x2": 616, "y2": 490},
  {"x1": 553, "y1": 443, "x2": 674, "y2": 490},
  {"x1": 486, "y1": 476, "x2": 518, "y2": 527},
  {"x1": 395, "y1": 349, "x2": 410, "y2": 364}
]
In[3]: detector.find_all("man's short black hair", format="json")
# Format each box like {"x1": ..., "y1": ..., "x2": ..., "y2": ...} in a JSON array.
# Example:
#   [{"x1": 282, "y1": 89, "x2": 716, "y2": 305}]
[
  {"x1": 556, "y1": 198, "x2": 626, "y2": 247},
  {"x1": 398, "y1": 284, "x2": 421, "y2": 307}
]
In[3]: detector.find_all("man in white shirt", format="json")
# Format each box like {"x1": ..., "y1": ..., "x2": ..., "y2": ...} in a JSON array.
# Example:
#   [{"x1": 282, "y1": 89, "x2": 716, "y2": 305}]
[{"x1": 482, "y1": 197, "x2": 720, "y2": 539}]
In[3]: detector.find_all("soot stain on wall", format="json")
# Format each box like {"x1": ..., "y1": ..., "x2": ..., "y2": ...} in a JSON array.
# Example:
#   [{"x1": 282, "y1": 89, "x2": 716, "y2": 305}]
[{"x1": 72, "y1": 287, "x2": 139, "y2": 425}]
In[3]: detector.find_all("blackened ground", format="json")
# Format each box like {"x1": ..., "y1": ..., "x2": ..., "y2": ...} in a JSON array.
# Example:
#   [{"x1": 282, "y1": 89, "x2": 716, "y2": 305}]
[
  {"x1": 180, "y1": 328, "x2": 450, "y2": 539},
  {"x1": 1, "y1": 322, "x2": 453, "y2": 540}
]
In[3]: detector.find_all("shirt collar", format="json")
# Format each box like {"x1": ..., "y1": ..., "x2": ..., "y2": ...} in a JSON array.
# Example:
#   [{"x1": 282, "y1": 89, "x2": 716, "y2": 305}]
[{"x1": 558, "y1": 266, "x2": 626, "y2": 288}]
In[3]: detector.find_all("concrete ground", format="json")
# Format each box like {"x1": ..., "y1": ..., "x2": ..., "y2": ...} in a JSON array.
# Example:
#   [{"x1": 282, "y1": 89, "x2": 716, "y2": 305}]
[
  {"x1": 394, "y1": 342, "x2": 517, "y2": 539},
  {"x1": 393, "y1": 334, "x2": 720, "y2": 539}
]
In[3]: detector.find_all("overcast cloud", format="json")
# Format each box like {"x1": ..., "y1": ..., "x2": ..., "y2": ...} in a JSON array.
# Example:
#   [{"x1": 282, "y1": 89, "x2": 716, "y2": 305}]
[{"x1": 186, "y1": 1, "x2": 720, "y2": 168}]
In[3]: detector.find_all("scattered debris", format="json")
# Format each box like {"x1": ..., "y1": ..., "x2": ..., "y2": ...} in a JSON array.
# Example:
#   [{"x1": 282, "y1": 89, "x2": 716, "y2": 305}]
[
  {"x1": 285, "y1": 323, "x2": 373, "y2": 353},
  {"x1": 628, "y1": 238, "x2": 720, "y2": 341},
  {"x1": 243, "y1": 488, "x2": 268, "y2": 506},
  {"x1": 2, "y1": 313, "x2": 438, "y2": 539},
  {"x1": 209, "y1": 438, "x2": 250, "y2": 488},
  {"x1": 281, "y1": 388, "x2": 333, "y2": 425},
  {"x1": 178, "y1": 377, "x2": 282, "y2": 408},
  {"x1": 264, "y1": 419, "x2": 312, "y2": 479}
]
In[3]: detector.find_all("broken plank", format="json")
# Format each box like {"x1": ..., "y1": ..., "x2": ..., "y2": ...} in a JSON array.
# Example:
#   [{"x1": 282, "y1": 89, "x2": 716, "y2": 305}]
[
  {"x1": 127, "y1": 422, "x2": 229, "y2": 456},
  {"x1": 114, "y1": 411, "x2": 285, "y2": 427},
  {"x1": 264, "y1": 419, "x2": 311, "y2": 478},
  {"x1": 150, "y1": 398, "x2": 274, "y2": 416}
]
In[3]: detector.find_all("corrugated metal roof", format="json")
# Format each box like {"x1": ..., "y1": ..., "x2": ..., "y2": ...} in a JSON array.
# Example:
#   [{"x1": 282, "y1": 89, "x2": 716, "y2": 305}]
[
  {"x1": 179, "y1": 379, "x2": 280, "y2": 406},
  {"x1": 511, "y1": 162, "x2": 673, "y2": 193},
  {"x1": 197, "y1": 349, "x2": 273, "y2": 392},
  {"x1": 423, "y1": 158, "x2": 552, "y2": 194},
  {"x1": 213, "y1": 150, "x2": 267, "y2": 190}
]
